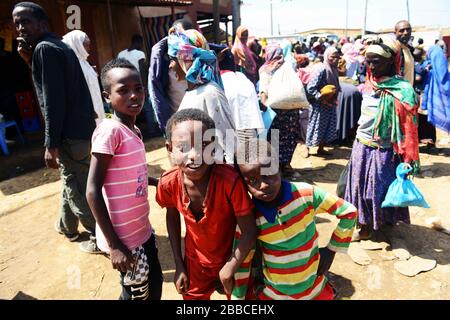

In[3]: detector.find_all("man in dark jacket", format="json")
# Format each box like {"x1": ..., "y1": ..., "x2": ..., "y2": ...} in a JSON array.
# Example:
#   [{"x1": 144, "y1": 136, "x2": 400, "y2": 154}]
[{"x1": 12, "y1": 2, "x2": 100, "y2": 253}]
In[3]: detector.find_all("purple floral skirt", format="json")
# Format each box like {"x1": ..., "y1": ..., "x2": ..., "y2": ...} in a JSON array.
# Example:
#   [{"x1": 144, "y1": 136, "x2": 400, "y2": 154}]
[{"x1": 344, "y1": 140, "x2": 410, "y2": 230}]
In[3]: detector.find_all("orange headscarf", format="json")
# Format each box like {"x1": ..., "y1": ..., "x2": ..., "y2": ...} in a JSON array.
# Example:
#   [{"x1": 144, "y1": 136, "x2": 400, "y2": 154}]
[{"x1": 231, "y1": 26, "x2": 257, "y2": 74}]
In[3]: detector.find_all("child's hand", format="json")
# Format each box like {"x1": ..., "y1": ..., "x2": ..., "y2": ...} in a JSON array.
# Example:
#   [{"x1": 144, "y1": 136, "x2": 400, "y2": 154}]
[
  {"x1": 219, "y1": 262, "x2": 235, "y2": 295},
  {"x1": 317, "y1": 247, "x2": 336, "y2": 276},
  {"x1": 174, "y1": 266, "x2": 189, "y2": 294},
  {"x1": 110, "y1": 244, "x2": 134, "y2": 273}
]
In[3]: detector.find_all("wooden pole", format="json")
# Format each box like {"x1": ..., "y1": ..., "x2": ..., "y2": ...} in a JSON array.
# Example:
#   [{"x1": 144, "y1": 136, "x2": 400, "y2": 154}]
[
  {"x1": 232, "y1": 0, "x2": 241, "y2": 41},
  {"x1": 345, "y1": 0, "x2": 349, "y2": 38},
  {"x1": 225, "y1": 17, "x2": 230, "y2": 46},
  {"x1": 362, "y1": 0, "x2": 368, "y2": 36},
  {"x1": 213, "y1": 0, "x2": 220, "y2": 43},
  {"x1": 106, "y1": 0, "x2": 116, "y2": 58},
  {"x1": 270, "y1": 0, "x2": 273, "y2": 36},
  {"x1": 406, "y1": 0, "x2": 410, "y2": 22}
]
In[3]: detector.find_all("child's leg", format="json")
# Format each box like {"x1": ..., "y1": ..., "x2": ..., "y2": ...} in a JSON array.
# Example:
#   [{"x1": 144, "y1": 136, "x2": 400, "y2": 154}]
[
  {"x1": 119, "y1": 279, "x2": 150, "y2": 300},
  {"x1": 182, "y1": 257, "x2": 220, "y2": 300},
  {"x1": 143, "y1": 233, "x2": 163, "y2": 300},
  {"x1": 118, "y1": 234, "x2": 163, "y2": 300}
]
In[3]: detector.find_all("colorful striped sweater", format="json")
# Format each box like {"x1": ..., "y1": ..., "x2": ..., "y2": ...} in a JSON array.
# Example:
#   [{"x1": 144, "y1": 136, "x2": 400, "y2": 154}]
[{"x1": 232, "y1": 181, "x2": 357, "y2": 300}]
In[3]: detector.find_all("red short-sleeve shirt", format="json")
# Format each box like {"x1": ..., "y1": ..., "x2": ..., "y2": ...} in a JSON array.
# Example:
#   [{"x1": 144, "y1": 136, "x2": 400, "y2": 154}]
[{"x1": 156, "y1": 164, "x2": 254, "y2": 268}]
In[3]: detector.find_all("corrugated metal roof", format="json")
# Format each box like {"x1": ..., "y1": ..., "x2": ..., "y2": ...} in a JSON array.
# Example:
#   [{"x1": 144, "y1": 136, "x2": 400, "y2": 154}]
[{"x1": 79, "y1": 0, "x2": 192, "y2": 6}]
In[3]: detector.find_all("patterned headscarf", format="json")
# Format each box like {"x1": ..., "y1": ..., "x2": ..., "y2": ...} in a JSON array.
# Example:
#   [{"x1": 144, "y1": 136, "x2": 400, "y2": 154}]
[
  {"x1": 366, "y1": 34, "x2": 402, "y2": 75},
  {"x1": 259, "y1": 43, "x2": 284, "y2": 76},
  {"x1": 168, "y1": 28, "x2": 223, "y2": 89}
]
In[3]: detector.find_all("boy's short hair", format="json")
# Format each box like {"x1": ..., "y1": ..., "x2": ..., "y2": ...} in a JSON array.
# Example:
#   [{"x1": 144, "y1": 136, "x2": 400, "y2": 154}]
[
  {"x1": 236, "y1": 139, "x2": 279, "y2": 176},
  {"x1": 14, "y1": 2, "x2": 48, "y2": 21},
  {"x1": 166, "y1": 109, "x2": 215, "y2": 142},
  {"x1": 100, "y1": 58, "x2": 138, "y2": 91},
  {"x1": 236, "y1": 138, "x2": 273, "y2": 165}
]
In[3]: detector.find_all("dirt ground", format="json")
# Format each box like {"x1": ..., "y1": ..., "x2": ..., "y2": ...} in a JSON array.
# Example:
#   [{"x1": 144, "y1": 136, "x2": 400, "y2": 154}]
[{"x1": 1, "y1": 132, "x2": 450, "y2": 300}]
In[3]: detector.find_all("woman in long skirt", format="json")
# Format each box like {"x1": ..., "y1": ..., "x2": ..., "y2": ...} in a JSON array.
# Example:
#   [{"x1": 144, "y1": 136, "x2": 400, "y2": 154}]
[{"x1": 345, "y1": 35, "x2": 420, "y2": 240}]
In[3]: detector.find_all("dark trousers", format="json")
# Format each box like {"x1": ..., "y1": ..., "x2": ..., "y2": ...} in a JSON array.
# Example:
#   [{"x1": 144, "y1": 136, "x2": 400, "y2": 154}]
[{"x1": 119, "y1": 234, "x2": 163, "y2": 300}]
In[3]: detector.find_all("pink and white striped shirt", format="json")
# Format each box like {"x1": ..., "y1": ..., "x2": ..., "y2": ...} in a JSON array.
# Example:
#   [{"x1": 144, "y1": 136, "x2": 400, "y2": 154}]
[{"x1": 91, "y1": 119, "x2": 152, "y2": 252}]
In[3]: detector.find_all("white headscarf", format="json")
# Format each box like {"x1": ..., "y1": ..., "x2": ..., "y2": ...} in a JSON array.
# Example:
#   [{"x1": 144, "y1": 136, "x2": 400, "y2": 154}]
[
  {"x1": 62, "y1": 29, "x2": 89, "y2": 61},
  {"x1": 63, "y1": 30, "x2": 105, "y2": 124}
]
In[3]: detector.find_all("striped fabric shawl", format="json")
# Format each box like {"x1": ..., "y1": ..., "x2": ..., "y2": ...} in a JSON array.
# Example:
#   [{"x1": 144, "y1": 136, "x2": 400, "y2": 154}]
[{"x1": 366, "y1": 76, "x2": 420, "y2": 172}]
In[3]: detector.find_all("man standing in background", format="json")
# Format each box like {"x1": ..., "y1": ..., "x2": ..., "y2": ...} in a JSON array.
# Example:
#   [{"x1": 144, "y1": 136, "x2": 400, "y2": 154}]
[
  {"x1": 395, "y1": 20, "x2": 415, "y2": 85},
  {"x1": 12, "y1": 2, "x2": 100, "y2": 253}
]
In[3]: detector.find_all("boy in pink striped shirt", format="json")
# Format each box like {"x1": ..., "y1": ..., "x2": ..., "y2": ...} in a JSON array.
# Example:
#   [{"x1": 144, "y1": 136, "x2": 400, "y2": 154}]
[{"x1": 86, "y1": 59, "x2": 162, "y2": 300}]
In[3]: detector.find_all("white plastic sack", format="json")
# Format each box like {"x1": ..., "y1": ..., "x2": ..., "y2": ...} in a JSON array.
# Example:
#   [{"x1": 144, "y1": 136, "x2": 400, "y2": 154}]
[{"x1": 267, "y1": 63, "x2": 309, "y2": 110}]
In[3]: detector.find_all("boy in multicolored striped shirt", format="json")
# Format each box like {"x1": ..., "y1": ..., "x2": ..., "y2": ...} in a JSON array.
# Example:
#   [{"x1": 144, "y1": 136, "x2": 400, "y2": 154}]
[{"x1": 233, "y1": 140, "x2": 357, "y2": 300}]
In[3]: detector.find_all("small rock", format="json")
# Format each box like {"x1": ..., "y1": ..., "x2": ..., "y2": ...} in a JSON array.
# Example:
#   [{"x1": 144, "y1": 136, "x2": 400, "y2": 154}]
[
  {"x1": 394, "y1": 256, "x2": 437, "y2": 277},
  {"x1": 348, "y1": 243, "x2": 372, "y2": 266}
]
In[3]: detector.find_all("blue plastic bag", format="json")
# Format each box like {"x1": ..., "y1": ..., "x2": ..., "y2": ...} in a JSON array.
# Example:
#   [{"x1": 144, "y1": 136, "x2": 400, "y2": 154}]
[
  {"x1": 258, "y1": 106, "x2": 277, "y2": 140},
  {"x1": 381, "y1": 163, "x2": 430, "y2": 208}
]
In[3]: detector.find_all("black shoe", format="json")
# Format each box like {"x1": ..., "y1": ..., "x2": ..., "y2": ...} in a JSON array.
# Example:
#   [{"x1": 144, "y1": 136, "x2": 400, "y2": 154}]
[{"x1": 54, "y1": 220, "x2": 80, "y2": 242}]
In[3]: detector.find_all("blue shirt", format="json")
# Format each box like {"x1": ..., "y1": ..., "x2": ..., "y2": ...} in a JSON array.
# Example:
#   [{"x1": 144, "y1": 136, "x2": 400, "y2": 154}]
[{"x1": 252, "y1": 180, "x2": 293, "y2": 224}]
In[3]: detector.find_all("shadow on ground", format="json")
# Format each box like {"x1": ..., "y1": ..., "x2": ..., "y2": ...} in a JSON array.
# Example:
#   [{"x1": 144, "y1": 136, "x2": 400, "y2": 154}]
[
  {"x1": 374, "y1": 222, "x2": 450, "y2": 266},
  {"x1": 327, "y1": 272, "x2": 355, "y2": 299},
  {"x1": 417, "y1": 162, "x2": 450, "y2": 179},
  {"x1": 291, "y1": 163, "x2": 348, "y2": 185}
]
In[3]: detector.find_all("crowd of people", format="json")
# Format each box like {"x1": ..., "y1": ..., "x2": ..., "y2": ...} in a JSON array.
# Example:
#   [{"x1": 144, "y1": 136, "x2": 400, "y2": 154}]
[{"x1": 11, "y1": 1, "x2": 450, "y2": 301}]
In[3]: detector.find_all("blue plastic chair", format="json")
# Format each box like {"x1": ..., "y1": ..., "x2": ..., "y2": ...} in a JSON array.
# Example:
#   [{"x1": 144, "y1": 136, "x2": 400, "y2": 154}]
[{"x1": 0, "y1": 120, "x2": 25, "y2": 156}]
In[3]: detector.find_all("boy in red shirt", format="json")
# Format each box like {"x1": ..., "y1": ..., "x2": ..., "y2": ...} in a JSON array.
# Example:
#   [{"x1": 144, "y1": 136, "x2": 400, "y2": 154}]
[{"x1": 156, "y1": 108, "x2": 257, "y2": 300}]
